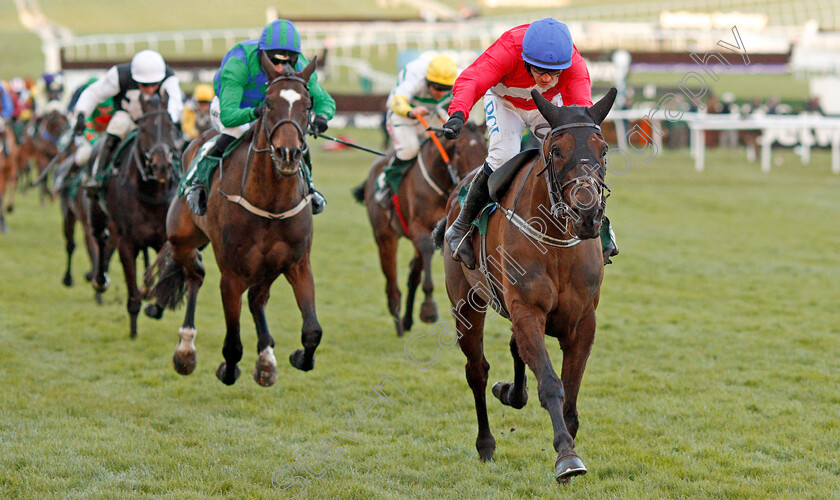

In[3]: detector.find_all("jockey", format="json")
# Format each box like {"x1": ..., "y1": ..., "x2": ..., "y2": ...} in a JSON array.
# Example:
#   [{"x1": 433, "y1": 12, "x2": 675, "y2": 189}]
[
  {"x1": 54, "y1": 98, "x2": 115, "y2": 193},
  {"x1": 442, "y1": 18, "x2": 617, "y2": 268},
  {"x1": 373, "y1": 53, "x2": 457, "y2": 203},
  {"x1": 182, "y1": 83, "x2": 214, "y2": 140},
  {"x1": 0, "y1": 82, "x2": 12, "y2": 133},
  {"x1": 184, "y1": 19, "x2": 335, "y2": 216},
  {"x1": 33, "y1": 72, "x2": 69, "y2": 117},
  {"x1": 73, "y1": 50, "x2": 184, "y2": 194}
]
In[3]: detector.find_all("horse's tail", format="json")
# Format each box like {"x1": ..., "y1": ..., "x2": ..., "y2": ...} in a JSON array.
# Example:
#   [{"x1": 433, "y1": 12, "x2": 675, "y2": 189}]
[
  {"x1": 432, "y1": 217, "x2": 447, "y2": 250},
  {"x1": 351, "y1": 180, "x2": 366, "y2": 203},
  {"x1": 145, "y1": 242, "x2": 187, "y2": 310}
]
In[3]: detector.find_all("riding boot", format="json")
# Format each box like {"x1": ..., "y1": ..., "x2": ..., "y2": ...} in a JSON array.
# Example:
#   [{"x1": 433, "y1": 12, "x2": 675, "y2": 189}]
[
  {"x1": 601, "y1": 216, "x2": 619, "y2": 265},
  {"x1": 444, "y1": 166, "x2": 491, "y2": 270},
  {"x1": 375, "y1": 155, "x2": 415, "y2": 205},
  {"x1": 302, "y1": 149, "x2": 326, "y2": 214},
  {"x1": 84, "y1": 133, "x2": 120, "y2": 196},
  {"x1": 185, "y1": 134, "x2": 236, "y2": 216}
]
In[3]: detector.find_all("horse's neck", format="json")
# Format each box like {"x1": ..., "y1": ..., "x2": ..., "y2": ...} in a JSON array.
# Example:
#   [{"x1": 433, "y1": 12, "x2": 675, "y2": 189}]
[{"x1": 517, "y1": 160, "x2": 578, "y2": 241}]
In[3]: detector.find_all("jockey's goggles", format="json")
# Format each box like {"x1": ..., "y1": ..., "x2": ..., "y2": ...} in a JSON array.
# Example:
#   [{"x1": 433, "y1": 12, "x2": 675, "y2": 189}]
[
  {"x1": 526, "y1": 63, "x2": 563, "y2": 77},
  {"x1": 265, "y1": 49, "x2": 299, "y2": 67},
  {"x1": 427, "y1": 81, "x2": 453, "y2": 93}
]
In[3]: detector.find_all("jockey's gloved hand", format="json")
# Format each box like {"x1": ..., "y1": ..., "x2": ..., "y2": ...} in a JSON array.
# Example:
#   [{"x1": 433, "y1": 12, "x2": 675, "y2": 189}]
[
  {"x1": 253, "y1": 103, "x2": 265, "y2": 119},
  {"x1": 312, "y1": 115, "x2": 328, "y2": 136},
  {"x1": 443, "y1": 111, "x2": 465, "y2": 140},
  {"x1": 72, "y1": 113, "x2": 86, "y2": 136}
]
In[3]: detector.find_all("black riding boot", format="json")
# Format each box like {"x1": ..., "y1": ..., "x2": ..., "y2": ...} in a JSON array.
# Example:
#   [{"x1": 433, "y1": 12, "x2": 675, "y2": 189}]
[
  {"x1": 185, "y1": 134, "x2": 235, "y2": 216},
  {"x1": 601, "y1": 216, "x2": 619, "y2": 265},
  {"x1": 302, "y1": 149, "x2": 326, "y2": 215},
  {"x1": 444, "y1": 167, "x2": 491, "y2": 270},
  {"x1": 84, "y1": 133, "x2": 120, "y2": 195}
]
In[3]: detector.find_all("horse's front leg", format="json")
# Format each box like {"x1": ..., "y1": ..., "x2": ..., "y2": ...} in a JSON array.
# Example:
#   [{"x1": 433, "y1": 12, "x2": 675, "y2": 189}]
[
  {"x1": 401, "y1": 253, "x2": 422, "y2": 332},
  {"x1": 116, "y1": 240, "x2": 141, "y2": 338},
  {"x1": 61, "y1": 196, "x2": 76, "y2": 287},
  {"x1": 558, "y1": 308, "x2": 596, "y2": 440},
  {"x1": 285, "y1": 257, "x2": 322, "y2": 372},
  {"x1": 216, "y1": 272, "x2": 247, "y2": 385},
  {"x1": 248, "y1": 280, "x2": 277, "y2": 387},
  {"x1": 491, "y1": 335, "x2": 528, "y2": 409},
  {"x1": 415, "y1": 230, "x2": 439, "y2": 324},
  {"x1": 89, "y1": 208, "x2": 111, "y2": 293},
  {"x1": 509, "y1": 303, "x2": 586, "y2": 483}
]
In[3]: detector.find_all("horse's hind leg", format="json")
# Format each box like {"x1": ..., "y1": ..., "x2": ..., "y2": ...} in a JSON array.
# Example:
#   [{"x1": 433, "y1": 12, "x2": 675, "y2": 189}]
[
  {"x1": 491, "y1": 336, "x2": 528, "y2": 409},
  {"x1": 286, "y1": 258, "x2": 322, "y2": 372},
  {"x1": 216, "y1": 272, "x2": 247, "y2": 385},
  {"x1": 169, "y1": 244, "x2": 205, "y2": 375},
  {"x1": 401, "y1": 253, "x2": 422, "y2": 332},
  {"x1": 376, "y1": 233, "x2": 403, "y2": 337},
  {"x1": 509, "y1": 303, "x2": 585, "y2": 483},
  {"x1": 248, "y1": 281, "x2": 278, "y2": 387},
  {"x1": 557, "y1": 309, "x2": 596, "y2": 440},
  {"x1": 61, "y1": 197, "x2": 76, "y2": 286}
]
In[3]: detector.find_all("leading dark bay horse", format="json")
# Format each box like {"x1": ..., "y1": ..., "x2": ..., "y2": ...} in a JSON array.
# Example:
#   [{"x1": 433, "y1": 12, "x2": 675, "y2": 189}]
[
  {"x1": 89, "y1": 92, "x2": 180, "y2": 338},
  {"x1": 352, "y1": 123, "x2": 487, "y2": 337},
  {"x1": 147, "y1": 58, "x2": 323, "y2": 386},
  {"x1": 436, "y1": 88, "x2": 617, "y2": 483}
]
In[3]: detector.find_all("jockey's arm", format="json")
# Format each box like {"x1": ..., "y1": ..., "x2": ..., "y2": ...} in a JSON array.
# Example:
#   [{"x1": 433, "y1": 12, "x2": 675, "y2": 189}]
[
  {"x1": 217, "y1": 58, "x2": 259, "y2": 129},
  {"x1": 304, "y1": 59, "x2": 335, "y2": 120},
  {"x1": 390, "y1": 95, "x2": 413, "y2": 117},
  {"x1": 447, "y1": 35, "x2": 518, "y2": 120},
  {"x1": 0, "y1": 88, "x2": 12, "y2": 121},
  {"x1": 75, "y1": 67, "x2": 120, "y2": 119},
  {"x1": 161, "y1": 75, "x2": 185, "y2": 124}
]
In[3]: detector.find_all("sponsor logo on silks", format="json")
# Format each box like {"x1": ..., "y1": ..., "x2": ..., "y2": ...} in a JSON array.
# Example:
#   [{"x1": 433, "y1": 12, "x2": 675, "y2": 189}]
[{"x1": 484, "y1": 99, "x2": 500, "y2": 138}]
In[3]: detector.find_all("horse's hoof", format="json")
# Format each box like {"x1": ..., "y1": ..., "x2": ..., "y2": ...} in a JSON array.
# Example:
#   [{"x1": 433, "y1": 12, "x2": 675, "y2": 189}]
[
  {"x1": 396, "y1": 318, "x2": 406, "y2": 337},
  {"x1": 6, "y1": 205, "x2": 12, "y2": 214},
  {"x1": 94, "y1": 292, "x2": 103, "y2": 305},
  {"x1": 173, "y1": 350, "x2": 196, "y2": 375},
  {"x1": 215, "y1": 362, "x2": 240, "y2": 385},
  {"x1": 93, "y1": 273, "x2": 110, "y2": 293},
  {"x1": 253, "y1": 346, "x2": 278, "y2": 387},
  {"x1": 400, "y1": 315, "x2": 412, "y2": 333},
  {"x1": 289, "y1": 349, "x2": 314, "y2": 372},
  {"x1": 555, "y1": 454, "x2": 587, "y2": 484},
  {"x1": 492, "y1": 379, "x2": 528, "y2": 409},
  {"x1": 62, "y1": 273, "x2": 73, "y2": 287},
  {"x1": 84, "y1": 270, "x2": 94, "y2": 282},
  {"x1": 144, "y1": 303, "x2": 164, "y2": 320},
  {"x1": 476, "y1": 437, "x2": 496, "y2": 462},
  {"x1": 419, "y1": 301, "x2": 439, "y2": 323}
]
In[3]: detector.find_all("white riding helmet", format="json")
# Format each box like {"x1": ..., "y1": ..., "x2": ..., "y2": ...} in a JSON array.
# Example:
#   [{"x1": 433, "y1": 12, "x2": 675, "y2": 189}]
[{"x1": 131, "y1": 50, "x2": 166, "y2": 84}]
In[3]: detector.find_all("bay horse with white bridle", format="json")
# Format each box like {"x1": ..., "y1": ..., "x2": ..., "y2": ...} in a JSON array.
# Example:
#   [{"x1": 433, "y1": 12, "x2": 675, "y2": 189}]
[
  {"x1": 352, "y1": 122, "x2": 487, "y2": 337},
  {"x1": 147, "y1": 58, "x2": 323, "y2": 386},
  {"x1": 88, "y1": 92, "x2": 180, "y2": 337},
  {"x1": 436, "y1": 88, "x2": 617, "y2": 483}
]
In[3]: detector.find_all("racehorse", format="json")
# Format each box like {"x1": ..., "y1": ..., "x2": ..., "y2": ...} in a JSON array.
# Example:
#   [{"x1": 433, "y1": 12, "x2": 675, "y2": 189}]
[
  {"x1": 18, "y1": 109, "x2": 70, "y2": 204},
  {"x1": 436, "y1": 88, "x2": 617, "y2": 483},
  {"x1": 0, "y1": 124, "x2": 21, "y2": 233},
  {"x1": 55, "y1": 142, "x2": 115, "y2": 304},
  {"x1": 147, "y1": 58, "x2": 323, "y2": 386},
  {"x1": 352, "y1": 123, "x2": 487, "y2": 337},
  {"x1": 89, "y1": 92, "x2": 179, "y2": 338}
]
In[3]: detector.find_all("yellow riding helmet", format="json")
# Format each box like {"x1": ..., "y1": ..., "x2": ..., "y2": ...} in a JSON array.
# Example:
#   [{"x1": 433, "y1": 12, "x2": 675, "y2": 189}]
[
  {"x1": 425, "y1": 55, "x2": 457, "y2": 87},
  {"x1": 194, "y1": 83, "x2": 214, "y2": 102}
]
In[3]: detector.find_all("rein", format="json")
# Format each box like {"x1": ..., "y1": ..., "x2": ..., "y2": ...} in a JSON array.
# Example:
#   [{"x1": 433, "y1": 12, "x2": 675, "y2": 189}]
[{"x1": 218, "y1": 74, "x2": 313, "y2": 220}]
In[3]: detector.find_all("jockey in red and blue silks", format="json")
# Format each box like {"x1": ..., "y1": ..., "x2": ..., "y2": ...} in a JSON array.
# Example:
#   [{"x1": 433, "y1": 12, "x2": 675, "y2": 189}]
[{"x1": 442, "y1": 18, "x2": 616, "y2": 269}]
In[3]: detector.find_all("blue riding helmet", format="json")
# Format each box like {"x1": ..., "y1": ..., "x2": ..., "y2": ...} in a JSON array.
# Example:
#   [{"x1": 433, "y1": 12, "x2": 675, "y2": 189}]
[
  {"x1": 259, "y1": 19, "x2": 302, "y2": 53},
  {"x1": 521, "y1": 18, "x2": 574, "y2": 70}
]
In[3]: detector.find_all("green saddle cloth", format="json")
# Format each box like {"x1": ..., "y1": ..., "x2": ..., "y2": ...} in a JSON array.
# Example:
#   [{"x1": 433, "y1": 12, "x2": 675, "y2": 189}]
[
  {"x1": 177, "y1": 135, "x2": 246, "y2": 197},
  {"x1": 93, "y1": 129, "x2": 138, "y2": 183}
]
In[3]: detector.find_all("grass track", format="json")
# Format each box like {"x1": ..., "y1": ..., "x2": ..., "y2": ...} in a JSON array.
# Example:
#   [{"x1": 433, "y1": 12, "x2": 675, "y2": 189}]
[{"x1": 1, "y1": 138, "x2": 840, "y2": 498}]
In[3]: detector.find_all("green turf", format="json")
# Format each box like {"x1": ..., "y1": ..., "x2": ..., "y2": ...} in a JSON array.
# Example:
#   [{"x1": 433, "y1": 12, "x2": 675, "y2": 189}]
[{"x1": 1, "y1": 136, "x2": 839, "y2": 498}]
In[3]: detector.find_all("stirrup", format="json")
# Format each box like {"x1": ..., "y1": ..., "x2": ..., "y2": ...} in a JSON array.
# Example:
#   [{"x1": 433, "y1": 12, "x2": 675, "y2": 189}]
[{"x1": 311, "y1": 189, "x2": 326, "y2": 215}]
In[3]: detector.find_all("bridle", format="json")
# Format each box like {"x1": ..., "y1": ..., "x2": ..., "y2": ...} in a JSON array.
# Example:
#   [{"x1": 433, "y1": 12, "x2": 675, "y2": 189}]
[
  {"x1": 249, "y1": 74, "x2": 312, "y2": 176},
  {"x1": 133, "y1": 108, "x2": 179, "y2": 183},
  {"x1": 538, "y1": 121, "x2": 610, "y2": 221}
]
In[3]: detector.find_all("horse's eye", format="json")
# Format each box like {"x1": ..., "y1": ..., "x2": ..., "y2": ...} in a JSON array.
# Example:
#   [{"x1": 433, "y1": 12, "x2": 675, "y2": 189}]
[{"x1": 551, "y1": 146, "x2": 562, "y2": 158}]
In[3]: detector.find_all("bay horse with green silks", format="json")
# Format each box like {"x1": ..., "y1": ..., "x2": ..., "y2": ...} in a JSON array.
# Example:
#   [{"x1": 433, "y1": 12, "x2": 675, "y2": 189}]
[
  {"x1": 352, "y1": 122, "x2": 487, "y2": 337},
  {"x1": 436, "y1": 88, "x2": 617, "y2": 483},
  {"x1": 146, "y1": 57, "x2": 323, "y2": 386}
]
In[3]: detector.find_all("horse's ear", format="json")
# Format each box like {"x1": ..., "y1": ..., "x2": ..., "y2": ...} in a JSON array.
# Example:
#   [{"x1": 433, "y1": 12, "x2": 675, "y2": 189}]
[
  {"x1": 259, "y1": 50, "x2": 281, "y2": 80},
  {"x1": 531, "y1": 89, "x2": 563, "y2": 128},
  {"x1": 299, "y1": 55, "x2": 317, "y2": 82},
  {"x1": 588, "y1": 87, "x2": 617, "y2": 125}
]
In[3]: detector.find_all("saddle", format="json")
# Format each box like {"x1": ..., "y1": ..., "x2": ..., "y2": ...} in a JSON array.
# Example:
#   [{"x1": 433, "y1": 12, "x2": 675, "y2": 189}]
[
  {"x1": 488, "y1": 148, "x2": 540, "y2": 202},
  {"x1": 178, "y1": 134, "x2": 246, "y2": 197}
]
